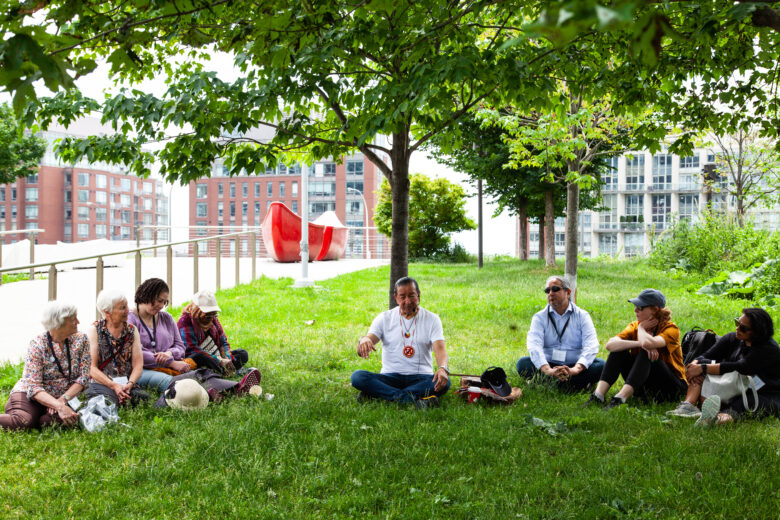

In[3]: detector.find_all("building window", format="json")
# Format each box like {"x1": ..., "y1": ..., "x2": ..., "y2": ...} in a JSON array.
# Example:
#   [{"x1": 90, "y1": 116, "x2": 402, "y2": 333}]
[
  {"x1": 309, "y1": 202, "x2": 336, "y2": 214},
  {"x1": 0, "y1": 189, "x2": 4, "y2": 201},
  {"x1": 624, "y1": 233, "x2": 644, "y2": 257},
  {"x1": 77, "y1": 223, "x2": 90, "y2": 238},
  {"x1": 120, "y1": 226, "x2": 130, "y2": 239},
  {"x1": 323, "y1": 162, "x2": 336, "y2": 176},
  {"x1": 196, "y1": 184, "x2": 208, "y2": 198},
  {"x1": 121, "y1": 211, "x2": 131, "y2": 224},
  {"x1": 254, "y1": 182, "x2": 260, "y2": 198},
  {"x1": 196, "y1": 202, "x2": 208, "y2": 217},
  {"x1": 96, "y1": 208, "x2": 107, "y2": 221},
  {"x1": 651, "y1": 194, "x2": 671, "y2": 230},
  {"x1": 121, "y1": 178, "x2": 131, "y2": 191},
  {"x1": 25, "y1": 221, "x2": 38, "y2": 230},
  {"x1": 625, "y1": 155, "x2": 645, "y2": 190},
  {"x1": 96, "y1": 175, "x2": 107, "y2": 188},
  {"x1": 64, "y1": 190, "x2": 71, "y2": 203},
  {"x1": 652, "y1": 154, "x2": 672, "y2": 189},
  {"x1": 278, "y1": 164, "x2": 288, "y2": 175},
  {"x1": 25, "y1": 187, "x2": 38, "y2": 201},
  {"x1": 348, "y1": 201, "x2": 362, "y2": 214},
  {"x1": 218, "y1": 202, "x2": 224, "y2": 218},
  {"x1": 603, "y1": 158, "x2": 618, "y2": 191},
  {"x1": 77, "y1": 206, "x2": 89, "y2": 220},
  {"x1": 598, "y1": 233, "x2": 617, "y2": 256},
  {"x1": 308, "y1": 182, "x2": 336, "y2": 197},
  {"x1": 230, "y1": 202, "x2": 236, "y2": 217},
  {"x1": 95, "y1": 225, "x2": 107, "y2": 238},
  {"x1": 144, "y1": 182, "x2": 153, "y2": 194},
  {"x1": 230, "y1": 183, "x2": 236, "y2": 198},
  {"x1": 11, "y1": 188, "x2": 17, "y2": 200},
  {"x1": 78, "y1": 190, "x2": 90, "y2": 202},
  {"x1": 78, "y1": 173, "x2": 89, "y2": 186},
  {"x1": 288, "y1": 164, "x2": 302, "y2": 175},
  {"x1": 26, "y1": 173, "x2": 38, "y2": 184},
  {"x1": 267, "y1": 183, "x2": 273, "y2": 197},
  {"x1": 120, "y1": 194, "x2": 131, "y2": 207},
  {"x1": 144, "y1": 198, "x2": 152, "y2": 210},
  {"x1": 279, "y1": 182, "x2": 285, "y2": 198},
  {"x1": 143, "y1": 213, "x2": 153, "y2": 225},
  {"x1": 242, "y1": 201, "x2": 248, "y2": 217},
  {"x1": 95, "y1": 191, "x2": 107, "y2": 204},
  {"x1": 679, "y1": 195, "x2": 699, "y2": 222},
  {"x1": 242, "y1": 182, "x2": 248, "y2": 197},
  {"x1": 346, "y1": 181, "x2": 364, "y2": 193},
  {"x1": 25, "y1": 205, "x2": 38, "y2": 219},
  {"x1": 680, "y1": 155, "x2": 700, "y2": 169},
  {"x1": 346, "y1": 161, "x2": 363, "y2": 175},
  {"x1": 254, "y1": 202, "x2": 261, "y2": 225},
  {"x1": 292, "y1": 181, "x2": 298, "y2": 197},
  {"x1": 292, "y1": 201, "x2": 298, "y2": 213},
  {"x1": 218, "y1": 183, "x2": 224, "y2": 197}
]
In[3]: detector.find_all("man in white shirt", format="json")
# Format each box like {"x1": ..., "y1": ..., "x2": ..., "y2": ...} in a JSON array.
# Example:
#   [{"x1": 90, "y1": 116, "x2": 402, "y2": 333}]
[
  {"x1": 516, "y1": 276, "x2": 604, "y2": 391},
  {"x1": 351, "y1": 277, "x2": 450, "y2": 408}
]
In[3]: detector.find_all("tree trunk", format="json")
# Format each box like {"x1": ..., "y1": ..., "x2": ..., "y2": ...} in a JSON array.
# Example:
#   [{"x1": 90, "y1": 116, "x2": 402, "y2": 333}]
[
  {"x1": 517, "y1": 197, "x2": 528, "y2": 261},
  {"x1": 388, "y1": 131, "x2": 411, "y2": 308},
  {"x1": 544, "y1": 189, "x2": 556, "y2": 267},
  {"x1": 538, "y1": 218, "x2": 545, "y2": 260},
  {"x1": 565, "y1": 180, "x2": 580, "y2": 301}
]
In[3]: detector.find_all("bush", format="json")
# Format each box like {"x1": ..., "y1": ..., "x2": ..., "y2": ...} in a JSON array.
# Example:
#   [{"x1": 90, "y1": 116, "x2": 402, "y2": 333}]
[{"x1": 410, "y1": 242, "x2": 476, "y2": 263}]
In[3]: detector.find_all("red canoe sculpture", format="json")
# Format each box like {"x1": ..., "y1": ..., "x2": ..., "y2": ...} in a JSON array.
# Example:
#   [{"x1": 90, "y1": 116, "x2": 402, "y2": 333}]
[{"x1": 261, "y1": 202, "x2": 347, "y2": 262}]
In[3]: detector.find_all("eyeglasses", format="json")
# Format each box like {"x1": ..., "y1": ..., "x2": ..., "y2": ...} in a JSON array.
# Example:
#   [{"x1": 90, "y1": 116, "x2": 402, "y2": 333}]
[
  {"x1": 544, "y1": 286, "x2": 563, "y2": 294},
  {"x1": 155, "y1": 297, "x2": 169, "y2": 306},
  {"x1": 635, "y1": 306, "x2": 646, "y2": 311},
  {"x1": 734, "y1": 317, "x2": 751, "y2": 333},
  {"x1": 203, "y1": 312, "x2": 219, "y2": 320}
]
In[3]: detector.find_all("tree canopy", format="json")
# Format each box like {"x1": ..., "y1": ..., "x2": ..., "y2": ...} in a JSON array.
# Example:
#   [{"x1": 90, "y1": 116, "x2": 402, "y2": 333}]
[{"x1": 0, "y1": 102, "x2": 46, "y2": 184}]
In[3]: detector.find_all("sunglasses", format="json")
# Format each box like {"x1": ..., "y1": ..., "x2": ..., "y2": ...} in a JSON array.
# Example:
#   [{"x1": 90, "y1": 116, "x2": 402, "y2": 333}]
[
  {"x1": 635, "y1": 306, "x2": 647, "y2": 311},
  {"x1": 544, "y1": 286, "x2": 564, "y2": 294},
  {"x1": 734, "y1": 317, "x2": 751, "y2": 333},
  {"x1": 203, "y1": 312, "x2": 219, "y2": 320}
]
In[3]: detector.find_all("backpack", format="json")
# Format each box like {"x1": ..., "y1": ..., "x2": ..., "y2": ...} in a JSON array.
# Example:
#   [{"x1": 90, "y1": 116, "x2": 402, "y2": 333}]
[{"x1": 681, "y1": 327, "x2": 719, "y2": 364}]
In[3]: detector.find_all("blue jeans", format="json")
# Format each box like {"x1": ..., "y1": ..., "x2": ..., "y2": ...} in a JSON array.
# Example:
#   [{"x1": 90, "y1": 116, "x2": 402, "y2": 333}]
[
  {"x1": 138, "y1": 369, "x2": 174, "y2": 393},
  {"x1": 351, "y1": 370, "x2": 450, "y2": 403},
  {"x1": 516, "y1": 356, "x2": 605, "y2": 392}
]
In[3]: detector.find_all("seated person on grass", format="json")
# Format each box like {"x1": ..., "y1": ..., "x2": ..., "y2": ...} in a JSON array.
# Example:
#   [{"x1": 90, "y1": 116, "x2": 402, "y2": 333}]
[
  {"x1": 517, "y1": 276, "x2": 603, "y2": 392},
  {"x1": 351, "y1": 277, "x2": 450, "y2": 408},
  {"x1": 669, "y1": 308, "x2": 780, "y2": 426}
]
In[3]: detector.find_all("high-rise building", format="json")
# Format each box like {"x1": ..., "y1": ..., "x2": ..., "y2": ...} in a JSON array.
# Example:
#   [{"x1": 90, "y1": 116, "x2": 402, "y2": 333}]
[
  {"x1": 1, "y1": 128, "x2": 168, "y2": 245},
  {"x1": 187, "y1": 152, "x2": 387, "y2": 258},
  {"x1": 522, "y1": 148, "x2": 779, "y2": 258}
]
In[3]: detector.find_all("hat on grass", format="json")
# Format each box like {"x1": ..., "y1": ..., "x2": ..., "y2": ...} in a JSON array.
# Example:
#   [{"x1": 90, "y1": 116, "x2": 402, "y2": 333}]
[
  {"x1": 628, "y1": 289, "x2": 666, "y2": 309},
  {"x1": 192, "y1": 290, "x2": 221, "y2": 314},
  {"x1": 165, "y1": 379, "x2": 209, "y2": 411},
  {"x1": 480, "y1": 366, "x2": 512, "y2": 397}
]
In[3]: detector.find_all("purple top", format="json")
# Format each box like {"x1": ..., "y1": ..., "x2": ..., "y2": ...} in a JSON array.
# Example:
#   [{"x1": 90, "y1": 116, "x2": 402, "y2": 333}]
[{"x1": 128, "y1": 310, "x2": 186, "y2": 369}]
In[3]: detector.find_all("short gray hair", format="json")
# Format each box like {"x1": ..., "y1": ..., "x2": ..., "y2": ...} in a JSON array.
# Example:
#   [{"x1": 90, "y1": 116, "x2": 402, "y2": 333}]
[
  {"x1": 545, "y1": 276, "x2": 571, "y2": 291},
  {"x1": 96, "y1": 289, "x2": 128, "y2": 315},
  {"x1": 41, "y1": 300, "x2": 78, "y2": 330}
]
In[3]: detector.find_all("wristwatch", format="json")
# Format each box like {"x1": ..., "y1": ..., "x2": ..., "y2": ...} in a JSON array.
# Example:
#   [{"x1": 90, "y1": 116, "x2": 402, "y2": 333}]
[{"x1": 439, "y1": 365, "x2": 450, "y2": 375}]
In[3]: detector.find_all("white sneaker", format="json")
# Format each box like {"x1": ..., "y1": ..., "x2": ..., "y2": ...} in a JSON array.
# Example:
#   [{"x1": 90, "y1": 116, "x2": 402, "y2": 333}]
[
  {"x1": 695, "y1": 395, "x2": 721, "y2": 427},
  {"x1": 667, "y1": 401, "x2": 701, "y2": 418}
]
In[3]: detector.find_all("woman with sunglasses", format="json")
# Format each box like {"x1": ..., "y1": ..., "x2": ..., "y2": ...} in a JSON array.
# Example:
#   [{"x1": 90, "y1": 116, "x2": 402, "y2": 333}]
[
  {"x1": 584, "y1": 289, "x2": 687, "y2": 409},
  {"x1": 177, "y1": 290, "x2": 249, "y2": 375},
  {"x1": 671, "y1": 308, "x2": 780, "y2": 425},
  {"x1": 127, "y1": 278, "x2": 191, "y2": 393}
]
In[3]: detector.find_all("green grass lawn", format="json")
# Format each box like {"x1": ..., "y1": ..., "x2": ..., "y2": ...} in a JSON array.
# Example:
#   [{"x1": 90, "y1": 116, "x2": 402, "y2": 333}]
[{"x1": 1, "y1": 258, "x2": 779, "y2": 519}]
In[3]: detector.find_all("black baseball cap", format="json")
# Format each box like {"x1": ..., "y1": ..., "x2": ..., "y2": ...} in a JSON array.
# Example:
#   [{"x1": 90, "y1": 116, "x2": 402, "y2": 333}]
[
  {"x1": 480, "y1": 366, "x2": 511, "y2": 397},
  {"x1": 628, "y1": 288, "x2": 666, "y2": 308}
]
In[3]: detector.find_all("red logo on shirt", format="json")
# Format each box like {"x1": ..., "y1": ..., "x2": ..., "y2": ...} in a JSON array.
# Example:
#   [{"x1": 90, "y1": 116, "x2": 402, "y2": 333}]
[{"x1": 403, "y1": 346, "x2": 415, "y2": 358}]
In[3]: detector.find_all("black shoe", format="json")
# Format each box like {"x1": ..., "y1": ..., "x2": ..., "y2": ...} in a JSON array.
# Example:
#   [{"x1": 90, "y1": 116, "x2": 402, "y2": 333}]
[
  {"x1": 604, "y1": 396, "x2": 626, "y2": 410},
  {"x1": 415, "y1": 396, "x2": 440, "y2": 409},
  {"x1": 583, "y1": 393, "x2": 605, "y2": 407}
]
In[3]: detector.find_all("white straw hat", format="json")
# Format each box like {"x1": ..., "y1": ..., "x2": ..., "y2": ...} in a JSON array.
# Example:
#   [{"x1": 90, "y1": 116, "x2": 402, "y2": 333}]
[
  {"x1": 165, "y1": 379, "x2": 209, "y2": 411},
  {"x1": 192, "y1": 290, "x2": 221, "y2": 313}
]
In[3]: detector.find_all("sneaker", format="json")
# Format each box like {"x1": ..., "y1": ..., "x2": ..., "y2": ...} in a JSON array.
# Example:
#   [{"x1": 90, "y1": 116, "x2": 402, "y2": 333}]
[
  {"x1": 667, "y1": 401, "x2": 701, "y2": 418},
  {"x1": 415, "y1": 395, "x2": 440, "y2": 409},
  {"x1": 583, "y1": 393, "x2": 605, "y2": 407},
  {"x1": 235, "y1": 368, "x2": 262, "y2": 396},
  {"x1": 604, "y1": 396, "x2": 626, "y2": 410},
  {"x1": 695, "y1": 395, "x2": 721, "y2": 427}
]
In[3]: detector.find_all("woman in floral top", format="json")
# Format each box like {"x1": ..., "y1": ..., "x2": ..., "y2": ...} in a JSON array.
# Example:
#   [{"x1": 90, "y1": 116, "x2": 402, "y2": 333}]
[
  {"x1": 1, "y1": 301, "x2": 90, "y2": 431},
  {"x1": 85, "y1": 289, "x2": 149, "y2": 407}
]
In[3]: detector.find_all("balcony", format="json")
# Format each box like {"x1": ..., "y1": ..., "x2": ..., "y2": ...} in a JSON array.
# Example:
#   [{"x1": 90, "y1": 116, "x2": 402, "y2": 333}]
[
  {"x1": 621, "y1": 183, "x2": 645, "y2": 192},
  {"x1": 677, "y1": 182, "x2": 701, "y2": 192},
  {"x1": 651, "y1": 183, "x2": 674, "y2": 192}
]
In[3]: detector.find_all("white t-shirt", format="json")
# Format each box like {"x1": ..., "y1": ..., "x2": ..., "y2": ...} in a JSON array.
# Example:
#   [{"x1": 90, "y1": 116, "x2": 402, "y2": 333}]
[{"x1": 368, "y1": 306, "x2": 445, "y2": 375}]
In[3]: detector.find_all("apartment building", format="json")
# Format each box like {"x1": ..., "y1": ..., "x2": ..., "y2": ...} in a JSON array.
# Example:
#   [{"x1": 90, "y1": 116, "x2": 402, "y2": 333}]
[
  {"x1": 0, "y1": 129, "x2": 168, "y2": 245},
  {"x1": 524, "y1": 148, "x2": 777, "y2": 258},
  {"x1": 187, "y1": 152, "x2": 387, "y2": 257}
]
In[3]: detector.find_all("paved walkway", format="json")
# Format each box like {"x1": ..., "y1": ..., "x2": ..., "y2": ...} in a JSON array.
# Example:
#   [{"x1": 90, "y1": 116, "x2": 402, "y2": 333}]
[{"x1": 0, "y1": 256, "x2": 388, "y2": 363}]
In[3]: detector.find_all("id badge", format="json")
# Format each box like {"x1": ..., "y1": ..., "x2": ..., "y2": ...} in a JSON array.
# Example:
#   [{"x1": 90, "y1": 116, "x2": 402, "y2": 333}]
[
  {"x1": 113, "y1": 376, "x2": 129, "y2": 385},
  {"x1": 67, "y1": 396, "x2": 82, "y2": 411},
  {"x1": 752, "y1": 375, "x2": 766, "y2": 391},
  {"x1": 551, "y1": 349, "x2": 567, "y2": 363}
]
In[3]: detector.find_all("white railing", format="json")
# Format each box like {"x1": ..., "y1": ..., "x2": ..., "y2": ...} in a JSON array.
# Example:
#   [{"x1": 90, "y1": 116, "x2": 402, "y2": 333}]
[{"x1": 0, "y1": 228, "x2": 45, "y2": 282}]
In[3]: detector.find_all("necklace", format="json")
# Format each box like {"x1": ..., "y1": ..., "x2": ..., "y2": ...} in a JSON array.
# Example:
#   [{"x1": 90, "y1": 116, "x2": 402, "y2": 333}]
[
  {"x1": 400, "y1": 314, "x2": 417, "y2": 339},
  {"x1": 400, "y1": 313, "x2": 417, "y2": 358}
]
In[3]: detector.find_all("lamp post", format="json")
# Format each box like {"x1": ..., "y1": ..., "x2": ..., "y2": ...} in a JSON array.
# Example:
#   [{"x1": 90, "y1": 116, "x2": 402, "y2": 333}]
[{"x1": 346, "y1": 186, "x2": 371, "y2": 259}]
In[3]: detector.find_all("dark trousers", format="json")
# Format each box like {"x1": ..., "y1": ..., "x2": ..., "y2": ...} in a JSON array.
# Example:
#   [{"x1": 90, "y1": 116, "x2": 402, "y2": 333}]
[
  {"x1": 190, "y1": 349, "x2": 248, "y2": 373},
  {"x1": 516, "y1": 357, "x2": 605, "y2": 392},
  {"x1": 600, "y1": 349, "x2": 686, "y2": 402},
  {"x1": 86, "y1": 383, "x2": 150, "y2": 407},
  {"x1": 0, "y1": 392, "x2": 69, "y2": 431},
  {"x1": 351, "y1": 370, "x2": 450, "y2": 403},
  {"x1": 726, "y1": 392, "x2": 780, "y2": 419}
]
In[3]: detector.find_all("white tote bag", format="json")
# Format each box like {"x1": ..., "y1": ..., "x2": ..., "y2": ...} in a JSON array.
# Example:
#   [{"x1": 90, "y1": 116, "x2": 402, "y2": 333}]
[{"x1": 701, "y1": 372, "x2": 758, "y2": 412}]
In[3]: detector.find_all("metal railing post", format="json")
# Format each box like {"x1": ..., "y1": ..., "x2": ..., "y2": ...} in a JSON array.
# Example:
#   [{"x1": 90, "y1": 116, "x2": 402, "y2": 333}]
[
  {"x1": 153, "y1": 228, "x2": 158, "y2": 257},
  {"x1": 216, "y1": 237, "x2": 221, "y2": 290},
  {"x1": 193, "y1": 241, "x2": 199, "y2": 294},
  {"x1": 235, "y1": 237, "x2": 240, "y2": 287},
  {"x1": 135, "y1": 250, "x2": 142, "y2": 288},
  {"x1": 29, "y1": 232, "x2": 35, "y2": 280},
  {"x1": 96, "y1": 257, "x2": 104, "y2": 321},
  {"x1": 0, "y1": 235, "x2": 3, "y2": 269},
  {"x1": 166, "y1": 245, "x2": 173, "y2": 304},
  {"x1": 48, "y1": 265, "x2": 57, "y2": 300},
  {"x1": 250, "y1": 232, "x2": 256, "y2": 280}
]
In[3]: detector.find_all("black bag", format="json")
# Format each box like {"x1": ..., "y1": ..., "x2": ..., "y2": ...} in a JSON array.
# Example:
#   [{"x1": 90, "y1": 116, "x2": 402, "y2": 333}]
[{"x1": 681, "y1": 327, "x2": 719, "y2": 364}]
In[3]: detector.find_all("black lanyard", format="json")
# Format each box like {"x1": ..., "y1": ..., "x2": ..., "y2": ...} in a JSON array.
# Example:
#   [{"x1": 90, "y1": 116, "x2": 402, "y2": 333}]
[
  {"x1": 137, "y1": 309, "x2": 157, "y2": 348},
  {"x1": 46, "y1": 332, "x2": 72, "y2": 382},
  {"x1": 548, "y1": 309, "x2": 572, "y2": 345}
]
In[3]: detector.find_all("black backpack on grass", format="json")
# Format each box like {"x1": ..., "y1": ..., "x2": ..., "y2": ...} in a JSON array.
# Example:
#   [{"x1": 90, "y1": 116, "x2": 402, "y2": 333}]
[{"x1": 681, "y1": 327, "x2": 719, "y2": 364}]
